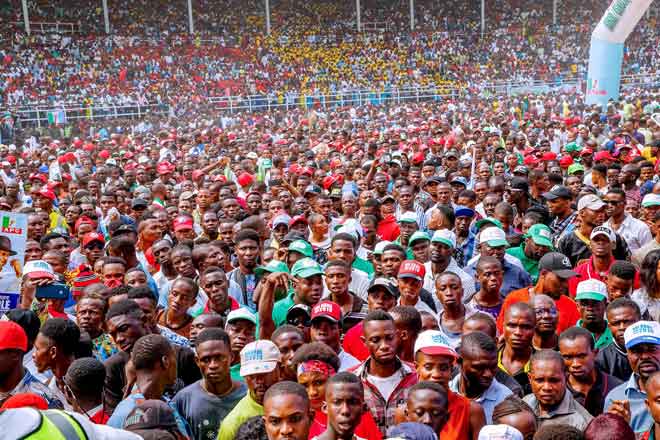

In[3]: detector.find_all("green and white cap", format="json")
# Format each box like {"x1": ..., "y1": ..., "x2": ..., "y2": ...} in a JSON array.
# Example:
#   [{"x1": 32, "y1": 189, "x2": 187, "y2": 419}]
[
  {"x1": 431, "y1": 229, "x2": 456, "y2": 248},
  {"x1": 642, "y1": 193, "x2": 660, "y2": 208},
  {"x1": 575, "y1": 279, "x2": 607, "y2": 302},
  {"x1": 255, "y1": 260, "x2": 289, "y2": 278},
  {"x1": 479, "y1": 227, "x2": 509, "y2": 248},
  {"x1": 526, "y1": 224, "x2": 554, "y2": 249},
  {"x1": 398, "y1": 211, "x2": 418, "y2": 224},
  {"x1": 288, "y1": 240, "x2": 313, "y2": 258},
  {"x1": 409, "y1": 231, "x2": 431, "y2": 246},
  {"x1": 291, "y1": 257, "x2": 324, "y2": 278},
  {"x1": 373, "y1": 241, "x2": 391, "y2": 256}
]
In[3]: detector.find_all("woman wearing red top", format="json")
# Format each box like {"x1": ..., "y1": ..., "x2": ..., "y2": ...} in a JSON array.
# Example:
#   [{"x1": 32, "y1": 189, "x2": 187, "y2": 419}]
[{"x1": 292, "y1": 342, "x2": 382, "y2": 440}]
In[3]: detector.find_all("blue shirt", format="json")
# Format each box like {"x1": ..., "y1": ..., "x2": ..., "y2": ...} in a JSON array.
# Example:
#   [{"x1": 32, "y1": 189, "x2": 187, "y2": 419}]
[
  {"x1": 604, "y1": 374, "x2": 652, "y2": 433},
  {"x1": 449, "y1": 376, "x2": 512, "y2": 424},
  {"x1": 465, "y1": 258, "x2": 533, "y2": 297},
  {"x1": 107, "y1": 393, "x2": 190, "y2": 436}
]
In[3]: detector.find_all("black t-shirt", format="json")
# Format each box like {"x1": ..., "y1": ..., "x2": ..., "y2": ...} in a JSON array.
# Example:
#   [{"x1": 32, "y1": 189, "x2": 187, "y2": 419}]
[
  {"x1": 557, "y1": 230, "x2": 631, "y2": 267},
  {"x1": 595, "y1": 342, "x2": 633, "y2": 382}
]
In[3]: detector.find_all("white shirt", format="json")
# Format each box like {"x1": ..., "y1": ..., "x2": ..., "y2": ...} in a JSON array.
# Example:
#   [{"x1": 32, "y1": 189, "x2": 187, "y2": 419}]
[
  {"x1": 606, "y1": 213, "x2": 653, "y2": 252},
  {"x1": 423, "y1": 259, "x2": 476, "y2": 312},
  {"x1": 466, "y1": 252, "x2": 524, "y2": 270},
  {"x1": 398, "y1": 296, "x2": 436, "y2": 315},
  {"x1": 367, "y1": 372, "x2": 400, "y2": 402},
  {"x1": 23, "y1": 348, "x2": 52, "y2": 383},
  {"x1": 338, "y1": 350, "x2": 360, "y2": 371},
  {"x1": 324, "y1": 267, "x2": 370, "y2": 301}
]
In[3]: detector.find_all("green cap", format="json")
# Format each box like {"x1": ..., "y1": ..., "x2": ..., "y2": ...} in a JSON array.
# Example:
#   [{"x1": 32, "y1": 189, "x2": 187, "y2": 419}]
[
  {"x1": 575, "y1": 279, "x2": 607, "y2": 302},
  {"x1": 564, "y1": 142, "x2": 582, "y2": 153},
  {"x1": 373, "y1": 241, "x2": 391, "y2": 256},
  {"x1": 567, "y1": 164, "x2": 585, "y2": 175},
  {"x1": 255, "y1": 260, "x2": 289, "y2": 278},
  {"x1": 291, "y1": 258, "x2": 324, "y2": 278},
  {"x1": 288, "y1": 240, "x2": 313, "y2": 258},
  {"x1": 409, "y1": 231, "x2": 431, "y2": 246},
  {"x1": 475, "y1": 217, "x2": 503, "y2": 231},
  {"x1": 526, "y1": 224, "x2": 554, "y2": 249}
]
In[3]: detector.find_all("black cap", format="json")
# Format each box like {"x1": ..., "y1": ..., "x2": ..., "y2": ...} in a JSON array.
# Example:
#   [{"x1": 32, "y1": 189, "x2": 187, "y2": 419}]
[
  {"x1": 508, "y1": 177, "x2": 529, "y2": 193},
  {"x1": 367, "y1": 277, "x2": 400, "y2": 298},
  {"x1": 304, "y1": 184, "x2": 322, "y2": 195},
  {"x1": 4, "y1": 309, "x2": 40, "y2": 342},
  {"x1": 538, "y1": 252, "x2": 578, "y2": 279},
  {"x1": 542, "y1": 185, "x2": 573, "y2": 200},
  {"x1": 423, "y1": 176, "x2": 443, "y2": 186},
  {"x1": 281, "y1": 231, "x2": 306, "y2": 246},
  {"x1": 112, "y1": 224, "x2": 137, "y2": 237},
  {"x1": 286, "y1": 304, "x2": 312, "y2": 322},
  {"x1": 513, "y1": 165, "x2": 529, "y2": 175},
  {"x1": 380, "y1": 195, "x2": 396, "y2": 204},
  {"x1": 124, "y1": 400, "x2": 179, "y2": 437},
  {"x1": 131, "y1": 198, "x2": 148, "y2": 209}
]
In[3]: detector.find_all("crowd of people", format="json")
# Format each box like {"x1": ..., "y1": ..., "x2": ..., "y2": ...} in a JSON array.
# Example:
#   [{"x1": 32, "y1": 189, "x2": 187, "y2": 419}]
[{"x1": 0, "y1": 0, "x2": 658, "y2": 113}]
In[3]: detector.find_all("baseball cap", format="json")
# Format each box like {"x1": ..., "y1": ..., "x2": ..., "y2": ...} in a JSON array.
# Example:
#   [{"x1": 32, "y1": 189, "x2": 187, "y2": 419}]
[
  {"x1": 255, "y1": 260, "x2": 289, "y2": 278},
  {"x1": 304, "y1": 184, "x2": 322, "y2": 195},
  {"x1": 37, "y1": 188, "x2": 56, "y2": 201},
  {"x1": 575, "y1": 279, "x2": 608, "y2": 302},
  {"x1": 624, "y1": 321, "x2": 660, "y2": 350},
  {"x1": 538, "y1": 252, "x2": 577, "y2": 278},
  {"x1": 513, "y1": 165, "x2": 529, "y2": 175},
  {"x1": 431, "y1": 229, "x2": 456, "y2": 248},
  {"x1": 373, "y1": 241, "x2": 391, "y2": 256},
  {"x1": 240, "y1": 340, "x2": 281, "y2": 376},
  {"x1": 475, "y1": 217, "x2": 503, "y2": 230},
  {"x1": 272, "y1": 214, "x2": 292, "y2": 229},
  {"x1": 281, "y1": 231, "x2": 306, "y2": 246},
  {"x1": 131, "y1": 198, "x2": 149, "y2": 209},
  {"x1": 398, "y1": 260, "x2": 425, "y2": 281},
  {"x1": 594, "y1": 150, "x2": 616, "y2": 162},
  {"x1": 642, "y1": 193, "x2": 660, "y2": 208},
  {"x1": 113, "y1": 224, "x2": 137, "y2": 237},
  {"x1": 0, "y1": 321, "x2": 28, "y2": 352},
  {"x1": 568, "y1": 163, "x2": 586, "y2": 175},
  {"x1": 23, "y1": 260, "x2": 55, "y2": 280},
  {"x1": 291, "y1": 258, "x2": 324, "y2": 278},
  {"x1": 577, "y1": 194, "x2": 605, "y2": 211},
  {"x1": 172, "y1": 216, "x2": 194, "y2": 232},
  {"x1": 542, "y1": 185, "x2": 572, "y2": 200},
  {"x1": 386, "y1": 422, "x2": 438, "y2": 440},
  {"x1": 380, "y1": 195, "x2": 396, "y2": 204},
  {"x1": 450, "y1": 176, "x2": 468, "y2": 187},
  {"x1": 1, "y1": 393, "x2": 49, "y2": 410},
  {"x1": 286, "y1": 304, "x2": 312, "y2": 323},
  {"x1": 368, "y1": 277, "x2": 400, "y2": 298},
  {"x1": 479, "y1": 227, "x2": 509, "y2": 248},
  {"x1": 226, "y1": 308, "x2": 257, "y2": 326},
  {"x1": 478, "y1": 424, "x2": 523, "y2": 440},
  {"x1": 82, "y1": 232, "x2": 105, "y2": 248},
  {"x1": 398, "y1": 211, "x2": 418, "y2": 224},
  {"x1": 288, "y1": 240, "x2": 313, "y2": 258},
  {"x1": 590, "y1": 225, "x2": 615, "y2": 242},
  {"x1": 454, "y1": 206, "x2": 475, "y2": 218},
  {"x1": 526, "y1": 224, "x2": 554, "y2": 249},
  {"x1": 124, "y1": 399, "x2": 179, "y2": 432},
  {"x1": 408, "y1": 231, "x2": 431, "y2": 247},
  {"x1": 289, "y1": 215, "x2": 308, "y2": 227},
  {"x1": 311, "y1": 300, "x2": 342, "y2": 324},
  {"x1": 423, "y1": 176, "x2": 443, "y2": 186},
  {"x1": 564, "y1": 142, "x2": 582, "y2": 153},
  {"x1": 508, "y1": 177, "x2": 529, "y2": 193},
  {"x1": 414, "y1": 330, "x2": 458, "y2": 358}
]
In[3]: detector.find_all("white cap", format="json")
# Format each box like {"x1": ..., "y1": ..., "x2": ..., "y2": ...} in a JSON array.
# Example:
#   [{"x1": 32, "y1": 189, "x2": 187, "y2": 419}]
[
  {"x1": 373, "y1": 240, "x2": 392, "y2": 256},
  {"x1": 590, "y1": 225, "x2": 615, "y2": 242},
  {"x1": 479, "y1": 227, "x2": 509, "y2": 248},
  {"x1": 414, "y1": 330, "x2": 458, "y2": 358},
  {"x1": 23, "y1": 260, "x2": 55, "y2": 280},
  {"x1": 577, "y1": 194, "x2": 605, "y2": 211},
  {"x1": 246, "y1": 152, "x2": 258, "y2": 160},
  {"x1": 240, "y1": 340, "x2": 280, "y2": 377},
  {"x1": 398, "y1": 211, "x2": 418, "y2": 224},
  {"x1": 272, "y1": 214, "x2": 292, "y2": 228},
  {"x1": 575, "y1": 279, "x2": 608, "y2": 302},
  {"x1": 431, "y1": 229, "x2": 456, "y2": 248},
  {"x1": 226, "y1": 308, "x2": 257, "y2": 326},
  {"x1": 642, "y1": 193, "x2": 660, "y2": 208},
  {"x1": 624, "y1": 321, "x2": 660, "y2": 350},
  {"x1": 478, "y1": 425, "x2": 523, "y2": 440}
]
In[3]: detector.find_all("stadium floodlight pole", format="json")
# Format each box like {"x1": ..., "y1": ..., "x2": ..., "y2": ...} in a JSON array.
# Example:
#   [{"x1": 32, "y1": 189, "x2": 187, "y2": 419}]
[
  {"x1": 102, "y1": 0, "x2": 110, "y2": 34},
  {"x1": 409, "y1": 0, "x2": 414, "y2": 31},
  {"x1": 356, "y1": 0, "x2": 361, "y2": 32},
  {"x1": 187, "y1": 0, "x2": 194, "y2": 34},
  {"x1": 265, "y1": 0, "x2": 271, "y2": 34},
  {"x1": 480, "y1": 0, "x2": 485, "y2": 36},
  {"x1": 553, "y1": 0, "x2": 557, "y2": 26},
  {"x1": 21, "y1": 0, "x2": 30, "y2": 35}
]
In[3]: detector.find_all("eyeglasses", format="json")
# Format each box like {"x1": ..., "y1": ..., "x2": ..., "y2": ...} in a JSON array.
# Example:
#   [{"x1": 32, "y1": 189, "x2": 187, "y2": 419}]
[
  {"x1": 603, "y1": 200, "x2": 623, "y2": 205},
  {"x1": 84, "y1": 242, "x2": 104, "y2": 250},
  {"x1": 534, "y1": 308, "x2": 558, "y2": 317}
]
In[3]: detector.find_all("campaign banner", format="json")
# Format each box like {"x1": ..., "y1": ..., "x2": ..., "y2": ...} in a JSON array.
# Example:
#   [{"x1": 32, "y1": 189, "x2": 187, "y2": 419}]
[
  {"x1": 0, "y1": 211, "x2": 27, "y2": 314},
  {"x1": 592, "y1": 0, "x2": 653, "y2": 43}
]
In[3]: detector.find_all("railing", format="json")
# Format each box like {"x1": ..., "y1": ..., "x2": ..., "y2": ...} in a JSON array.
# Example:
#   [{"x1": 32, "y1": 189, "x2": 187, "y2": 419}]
[
  {"x1": 12, "y1": 21, "x2": 81, "y2": 34},
  {"x1": 8, "y1": 103, "x2": 169, "y2": 127}
]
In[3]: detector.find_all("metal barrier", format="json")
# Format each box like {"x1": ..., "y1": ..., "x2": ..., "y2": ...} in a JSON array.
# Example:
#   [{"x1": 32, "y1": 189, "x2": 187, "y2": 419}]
[
  {"x1": 9, "y1": 103, "x2": 169, "y2": 128},
  {"x1": 12, "y1": 21, "x2": 81, "y2": 34}
]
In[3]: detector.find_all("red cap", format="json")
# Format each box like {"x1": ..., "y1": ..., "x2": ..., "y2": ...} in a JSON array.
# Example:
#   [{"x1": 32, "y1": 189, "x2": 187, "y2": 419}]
[
  {"x1": 82, "y1": 232, "x2": 105, "y2": 247},
  {"x1": 74, "y1": 216, "x2": 97, "y2": 232},
  {"x1": 98, "y1": 150, "x2": 110, "y2": 159},
  {"x1": 37, "y1": 188, "x2": 56, "y2": 201},
  {"x1": 398, "y1": 260, "x2": 426, "y2": 281},
  {"x1": 523, "y1": 155, "x2": 540, "y2": 166},
  {"x1": 191, "y1": 170, "x2": 204, "y2": 181},
  {"x1": 580, "y1": 148, "x2": 593, "y2": 156},
  {"x1": 212, "y1": 174, "x2": 227, "y2": 183},
  {"x1": 173, "y1": 216, "x2": 194, "y2": 232},
  {"x1": 6, "y1": 155, "x2": 16, "y2": 164},
  {"x1": 1, "y1": 392, "x2": 49, "y2": 410},
  {"x1": 156, "y1": 161, "x2": 174, "y2": 175},
  {"x1": 322, "y1": 175, "x2": 337, "y2": 190},
  {"x1": 289, "y1": 215, "x2": 308, "y2": 227},
  {"x1": 594, "y1": 150, "x2": 615, "y2": 162},
  {"x1": 0, "y1": 321, "x2": 28, "y2": 352},
  {"x1": 542, "y1": 152, "x2": 557, "y2": 161},
  {"x1": 29, "y1": 173, "x2": 47, "y2": 183},
  {"x1": 237, "y1": 173, "x2": 254, "y2": 187},
  {"x1": 559, "y1": 156, "x2": 574, "y2": 168},
  {"x1": 311, "y1": 300, "x2": 342, "y2": 323}
]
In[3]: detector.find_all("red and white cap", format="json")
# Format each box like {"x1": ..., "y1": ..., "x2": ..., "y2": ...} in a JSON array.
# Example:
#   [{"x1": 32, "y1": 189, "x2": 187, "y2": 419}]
[
  {"x1": 414, "y1": 330, "x2": 458, "y2": 359},
  {"x1": 172, "y1": 216, "x2": 194, "y2": 232},
  {"x1": 311, "y1": 300, "x2": 342, "y2": 324},
  {"x1": 398, "y1": 260, "x2": 425, "y2": 281}
]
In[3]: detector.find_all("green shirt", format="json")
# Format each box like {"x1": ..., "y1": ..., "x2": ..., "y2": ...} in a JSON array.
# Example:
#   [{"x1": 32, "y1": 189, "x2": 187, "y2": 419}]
[
  {"x1": 217, "y1": 393, "x2": 263, "y2": 440},
  {"x1": 393, "y1": 238, "x2": 415, "y2": 260},
  {"x1": 230, "y1": 363, "x2": 244, "y2": 383},
  {"x1": 506, "y1": 244, "x2": 540, "y2": 283},
  {"x1": 577, "y1": 320, "x2": 614, "y2": 349},
  {"x1": 352, "y1": 257, "x2": 375, "y2": 277},
  {"x1": 272, "y1": 293, "x2": 296, "y2": 327}
]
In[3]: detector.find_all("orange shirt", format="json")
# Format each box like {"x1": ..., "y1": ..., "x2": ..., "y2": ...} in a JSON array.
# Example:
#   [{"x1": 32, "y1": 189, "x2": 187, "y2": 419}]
[
  {"x1": 440, "y1": 390, "x2": 471, "y2": 440},
  {"x1": 496, "y1": 287, "x2": 580, "y2": 335}
]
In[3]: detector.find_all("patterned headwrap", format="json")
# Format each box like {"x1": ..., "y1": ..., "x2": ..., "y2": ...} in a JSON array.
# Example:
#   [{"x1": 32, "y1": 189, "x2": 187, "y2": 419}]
[{"x1": 296, "y1": 360, "x2": 336, "y2": 378}]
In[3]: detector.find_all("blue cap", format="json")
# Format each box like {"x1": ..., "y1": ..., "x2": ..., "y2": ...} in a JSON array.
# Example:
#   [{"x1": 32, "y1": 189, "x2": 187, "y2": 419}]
[{"x1": 454, "y1": 205, "x2": 475, "y2": 218}]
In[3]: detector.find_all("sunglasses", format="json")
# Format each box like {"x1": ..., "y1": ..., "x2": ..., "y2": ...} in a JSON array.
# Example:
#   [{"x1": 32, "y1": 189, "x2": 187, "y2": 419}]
[{"x1": 84, "y1": 242, "x2": 104, "y2": 250}]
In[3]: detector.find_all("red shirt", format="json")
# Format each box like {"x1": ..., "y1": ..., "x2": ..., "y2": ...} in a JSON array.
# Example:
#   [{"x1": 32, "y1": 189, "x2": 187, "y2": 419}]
[
  {"x1": 307, "y1": 407, "x2": 382, "y2": 439},
  {"x1": 440, "y1": 390, "x2": 471, "y2": 440},
  {"x1": 497, "y1": 287, "x2": 580, "y2": 335},
  {"x1": 377, "y1": 215, "x2": 400, "y2": 241},
  {"x1": 342, "y1": 321, "x2": 369, "y2": 362},
  {"x1": 567, "y1": 256, "x2": 640, "y2": 298},
  {"x1": 89, "y1": 406, "x2": 110, "y2": 424}
]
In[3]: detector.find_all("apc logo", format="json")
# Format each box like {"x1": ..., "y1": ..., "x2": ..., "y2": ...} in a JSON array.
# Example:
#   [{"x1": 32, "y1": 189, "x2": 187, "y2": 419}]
[{"x1": 0, "y1": 216, "x2": 22, "y2": 235}]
